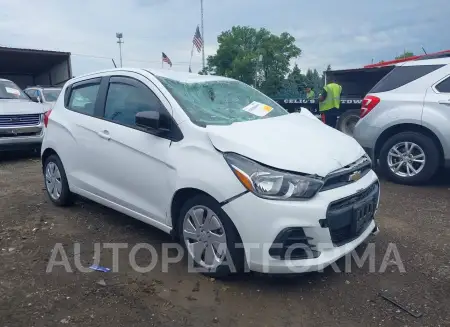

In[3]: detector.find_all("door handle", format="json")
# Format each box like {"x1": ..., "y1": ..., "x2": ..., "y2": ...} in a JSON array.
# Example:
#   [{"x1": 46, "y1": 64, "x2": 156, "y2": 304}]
[
  {"x1": 438, "y1": 100, "x2": 450, "y2": 105},
  {"x1": 97, "y1": 130, "x2": 111, "y2": 140}
]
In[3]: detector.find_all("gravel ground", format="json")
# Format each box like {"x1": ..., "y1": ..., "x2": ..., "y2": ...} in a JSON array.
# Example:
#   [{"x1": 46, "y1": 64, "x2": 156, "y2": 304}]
[{"x1": 0, "y1": 153, "x2": 449, "y2": 327}]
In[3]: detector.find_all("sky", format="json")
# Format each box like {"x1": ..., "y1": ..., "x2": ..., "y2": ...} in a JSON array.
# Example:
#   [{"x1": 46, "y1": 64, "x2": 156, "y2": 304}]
[{"x1": 0, "y1": 0, "x2": 449, "y2": 76}]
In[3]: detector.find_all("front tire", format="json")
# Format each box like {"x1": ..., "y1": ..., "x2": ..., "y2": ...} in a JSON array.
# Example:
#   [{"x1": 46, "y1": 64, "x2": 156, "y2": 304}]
[
  {"x1": 178, "y1": 195, "x2": 245, "y2": 278},
  {"x1": 379, "y1": 132, "x2": 440, "y2": 185},
  {"x1": 43, "y1": 154, "x2": 73, "y2": 206}
]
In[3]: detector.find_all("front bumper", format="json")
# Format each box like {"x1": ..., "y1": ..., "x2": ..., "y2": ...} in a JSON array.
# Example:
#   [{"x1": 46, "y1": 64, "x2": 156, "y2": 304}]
[
  {"x1": 222, "y1": 169, "x2": 380, "y2": 274},
  {"x1": 0, "y1": 124, "x2": 44, "y2": 151}
]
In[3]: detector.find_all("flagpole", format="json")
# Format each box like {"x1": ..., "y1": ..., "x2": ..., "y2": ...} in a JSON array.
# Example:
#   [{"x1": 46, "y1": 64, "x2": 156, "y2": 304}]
[
  {"x1": 189, "y1": 42, "x2": 194, "y2": 72},
  {"x1": 161, "y1": 55, "x2": 163, "y2": 69},
  {"x1": 200, "y1": 0, "x2": 205, "y2": 70}
]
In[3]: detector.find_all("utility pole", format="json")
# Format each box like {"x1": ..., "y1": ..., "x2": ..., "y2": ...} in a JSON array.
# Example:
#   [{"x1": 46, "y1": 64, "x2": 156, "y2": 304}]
[
  {"x1": 116, "y1": 33, "x2": 124, "y2": 68},
  {"x1": 200, "y1": 0, "x2": 205, "y2": 70}
]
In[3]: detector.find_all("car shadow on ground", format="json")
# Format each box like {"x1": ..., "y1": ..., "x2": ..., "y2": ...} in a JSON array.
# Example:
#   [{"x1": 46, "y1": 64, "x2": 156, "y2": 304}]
[
  {"x1": 374, "y1": 167, "x2": 450, "y2": 187},
  {"x1": 0, "y1": 150, "x2": 40, "y2": 162}
]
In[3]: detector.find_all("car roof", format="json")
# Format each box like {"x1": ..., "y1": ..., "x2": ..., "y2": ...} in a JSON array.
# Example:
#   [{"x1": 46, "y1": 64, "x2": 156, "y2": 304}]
[
  {"x1": 25, "y1": 86, "x2": 62, "y2": 90},
  {"x1": 400, "y1": 57, "x2": 450, "y2": 67},
  {"x1": 0, "y1": 78, "x2": 13, "y2": 82},
  {"x1": 70, "y1": 68, "x2": 234, "y2": 84},
  {"x1": 145, "y1": 68, "x2": 233, "y2": 83}
]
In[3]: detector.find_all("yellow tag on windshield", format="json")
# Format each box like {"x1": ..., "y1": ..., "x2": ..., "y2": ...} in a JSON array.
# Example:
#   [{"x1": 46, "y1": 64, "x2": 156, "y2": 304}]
[{"x1": 242, "y1": 101, "x2": 273, "y2": 117}]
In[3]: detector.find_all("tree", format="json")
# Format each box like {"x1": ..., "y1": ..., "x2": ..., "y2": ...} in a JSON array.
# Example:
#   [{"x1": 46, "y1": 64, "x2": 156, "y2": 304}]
[
  {"x1": 287, "y1": 64, "x2": 306, "y2": 92},
  {"x1": 198, "y1": 67, "x2": 209, "y2": 75},
  {"x1": 206, "y1": 26, "x2": 301, "y2": 97},
  {"x1": 395, "y1": 51, "x2": 415, "y2": 60},
  {"x1": 326, "y1": 64, "x2": 332, "y2": 71},
  {"x1": 311, "y1": 69, "x2": 322, "y2": 92}
]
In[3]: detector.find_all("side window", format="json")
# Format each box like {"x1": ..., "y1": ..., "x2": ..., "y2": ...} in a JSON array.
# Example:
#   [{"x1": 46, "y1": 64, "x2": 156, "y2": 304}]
[
  {"x1": 435, "y1": 77, "x2": 450, "y2": 93},
  {"x1": 25, "y1": 89, "x2": 36, "y2": 97},
  {"x1": 68, "y1": 80, "x2": 100, "y2": 115},
  {"x1": 370, "y1": 65, "x2": 445, "y2": 93},
  {"x1": 104, "y1": 77, "x2": 163, "y2": 127}
]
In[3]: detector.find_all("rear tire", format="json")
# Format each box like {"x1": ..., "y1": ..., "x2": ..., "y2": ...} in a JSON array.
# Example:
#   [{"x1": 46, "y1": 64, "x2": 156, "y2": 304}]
[
  {"x1": 379, "y1": 132, "x2": 440, "y2": 185},
  {"x1": 337, "y1": 109, "x2": 360, "y2": 136},
  {"x1": 43, "y1": 154, "x2": 73, "y2": 206},
  {"x1": 177, "y1": 194, "x2": 245, "y2": 278}
]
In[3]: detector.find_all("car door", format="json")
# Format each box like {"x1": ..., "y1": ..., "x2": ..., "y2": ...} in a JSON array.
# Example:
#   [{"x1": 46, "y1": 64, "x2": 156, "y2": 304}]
[
  {"x1": 89, "y1": 73, "x2": 177, "y2": 225},
  {"x1": 61, "y1": 77, "x2": 108, "y2": 196},
  {"x1": 422, "y1": 69, "x2": 450, "y2": 157}
]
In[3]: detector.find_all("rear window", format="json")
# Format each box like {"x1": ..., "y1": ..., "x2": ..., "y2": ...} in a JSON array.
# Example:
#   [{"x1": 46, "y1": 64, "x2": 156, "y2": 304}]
[
  {"x1": 435, "y1": 77, "x2": 450, "y2": 93},
  {"x1": 370, "y1": 65, "x2": 444, "y2": 93}
]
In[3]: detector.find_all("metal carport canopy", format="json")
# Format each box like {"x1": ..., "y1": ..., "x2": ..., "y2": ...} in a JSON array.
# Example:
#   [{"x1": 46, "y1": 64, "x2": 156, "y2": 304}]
[{"x1": 0, "y1": 46, "x2": 70, "y2": 75}]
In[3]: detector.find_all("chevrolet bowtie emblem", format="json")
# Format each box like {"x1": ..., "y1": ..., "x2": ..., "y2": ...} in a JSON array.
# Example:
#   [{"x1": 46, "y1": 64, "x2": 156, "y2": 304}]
[{"x1": 348, "y1": 171, "x2": 362, "y2": 182}]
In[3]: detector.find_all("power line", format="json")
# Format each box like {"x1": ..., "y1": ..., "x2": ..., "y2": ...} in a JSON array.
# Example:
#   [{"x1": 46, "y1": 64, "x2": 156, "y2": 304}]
[{"x1": 71, "y1": 52, "x2": 202, "y2": 66}]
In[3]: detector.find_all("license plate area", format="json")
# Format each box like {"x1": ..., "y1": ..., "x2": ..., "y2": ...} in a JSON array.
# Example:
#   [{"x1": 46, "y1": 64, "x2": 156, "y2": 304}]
[
  {"x1": 325, "y1": 182, "x2": 379, "y2": 246},
  {"x1": 352, "y1": 196, "x2": 376, "y2": 234}
]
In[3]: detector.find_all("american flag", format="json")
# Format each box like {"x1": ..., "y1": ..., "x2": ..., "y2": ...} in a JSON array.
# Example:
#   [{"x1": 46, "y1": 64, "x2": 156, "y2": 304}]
[
  {"x1": 193, "y1": 26, "x2": 203, "y2": 53},
  {"x1": 162, "y1": 52, "x2": 172, "y2": 67}
]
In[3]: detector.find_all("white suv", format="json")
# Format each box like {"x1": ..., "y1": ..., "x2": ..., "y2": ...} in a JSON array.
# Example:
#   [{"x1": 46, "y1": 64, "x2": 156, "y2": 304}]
[
  {"x1": 41, "y1": 68, "x2": 380, "y2": 276},
  {"x1": 354, "y1": 56, "x2": 450, "y2": 185}
]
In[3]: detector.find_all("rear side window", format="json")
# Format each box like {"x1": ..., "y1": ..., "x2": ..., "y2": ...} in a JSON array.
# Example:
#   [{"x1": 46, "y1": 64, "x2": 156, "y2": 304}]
[
  {"x1": 435, "y1": 77, "x2": 450, "y2": 93},
  {"x1": 370, "y1": 65, "x2": 444, "y2": 93},
  {"x1": 68, "y1": 80, "x2": 100, "y2": 115}
]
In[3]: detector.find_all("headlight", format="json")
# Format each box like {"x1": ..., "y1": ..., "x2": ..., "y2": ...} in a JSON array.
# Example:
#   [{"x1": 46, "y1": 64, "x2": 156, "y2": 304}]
[{"x1": 224, "y1": 153, "x2": 324, "y2": 200}]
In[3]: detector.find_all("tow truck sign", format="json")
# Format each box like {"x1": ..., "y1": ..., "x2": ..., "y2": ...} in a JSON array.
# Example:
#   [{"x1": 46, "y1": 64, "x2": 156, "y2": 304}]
[{"x1": 283, "y1": 99, "x2": 363, "y2": 104}]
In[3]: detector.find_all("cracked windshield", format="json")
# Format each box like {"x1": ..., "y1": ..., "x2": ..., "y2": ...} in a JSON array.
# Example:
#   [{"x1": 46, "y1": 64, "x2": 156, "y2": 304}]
[{"x1": 157, "y1": 77, "x2": 287, "y2": 125}]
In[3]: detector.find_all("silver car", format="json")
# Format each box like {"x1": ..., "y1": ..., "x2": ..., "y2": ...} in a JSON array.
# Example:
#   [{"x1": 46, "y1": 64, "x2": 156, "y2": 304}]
[
  {"x1": 0, "y1": 79, "x2": 46, "y2": 152},
  {"x1": 354, "y1": 56, "x2": 450, "y2": 185}
]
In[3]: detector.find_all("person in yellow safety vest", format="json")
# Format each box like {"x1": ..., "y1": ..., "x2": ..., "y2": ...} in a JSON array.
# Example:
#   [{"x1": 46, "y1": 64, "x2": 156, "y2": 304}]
[
  {"x1": 305, "y1": 87, "x2": 315, "y2": 100},
  {"x1": 318, "y1": 79, "x2": 342, "y2": 128}
]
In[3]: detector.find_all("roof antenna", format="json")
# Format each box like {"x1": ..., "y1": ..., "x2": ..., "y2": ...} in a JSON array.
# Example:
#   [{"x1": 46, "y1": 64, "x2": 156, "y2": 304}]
[
  {"x1": 421, "y1": 47, "x2": 427, "y2": 55},
  {"x1": 112, "y1": 58, "x2": 117, "y2": 68}
]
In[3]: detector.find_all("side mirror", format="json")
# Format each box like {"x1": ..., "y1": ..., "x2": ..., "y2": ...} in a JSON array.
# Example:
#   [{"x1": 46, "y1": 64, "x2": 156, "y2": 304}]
[{"x1": 135, "y1": 111, "x2": 161, "y2": 130}]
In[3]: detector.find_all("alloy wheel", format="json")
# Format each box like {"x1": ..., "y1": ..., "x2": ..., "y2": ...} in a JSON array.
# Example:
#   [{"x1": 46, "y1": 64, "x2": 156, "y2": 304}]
[{"x1": 387, "y1": 141, "x2": 426, "y2": 178}]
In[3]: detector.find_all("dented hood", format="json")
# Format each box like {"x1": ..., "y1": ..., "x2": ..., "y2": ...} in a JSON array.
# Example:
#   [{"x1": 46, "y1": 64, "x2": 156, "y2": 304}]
[{"x1": 206, "y1": 112, "x2": 365, "y2": 177}]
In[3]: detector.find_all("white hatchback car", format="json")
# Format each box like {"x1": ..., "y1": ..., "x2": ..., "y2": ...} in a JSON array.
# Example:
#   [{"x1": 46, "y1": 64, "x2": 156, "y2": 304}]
[{"x1": 41, "y1": 68, "x2": 380, "y2": 276}]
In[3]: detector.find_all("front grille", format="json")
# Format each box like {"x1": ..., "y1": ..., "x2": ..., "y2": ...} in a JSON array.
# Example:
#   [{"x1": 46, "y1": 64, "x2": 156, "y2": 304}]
[
  {"x1": 0, "y1": 114, "x2": 41, "y2": 127},
  {"x1": 325, "y1": 182, "x2": 379, "y2": 246},
  {"x1": 328, "y1": 182, "x2": 378, "y2": 212},
  {"x1": 320, "y1": 155, "x2": 372, "y2": 192},
  {"x1": 0, "y1": 131, "x2": 41, "y2": 138}
]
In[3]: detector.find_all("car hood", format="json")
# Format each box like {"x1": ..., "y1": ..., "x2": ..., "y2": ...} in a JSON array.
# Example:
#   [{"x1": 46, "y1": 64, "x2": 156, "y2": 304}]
[
  {"x1": 0, "y1": 99, "x2": 45, "y2": 115},
  {"x1": 206, "y1": 113, "x2": 366, "y2": 177}
]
